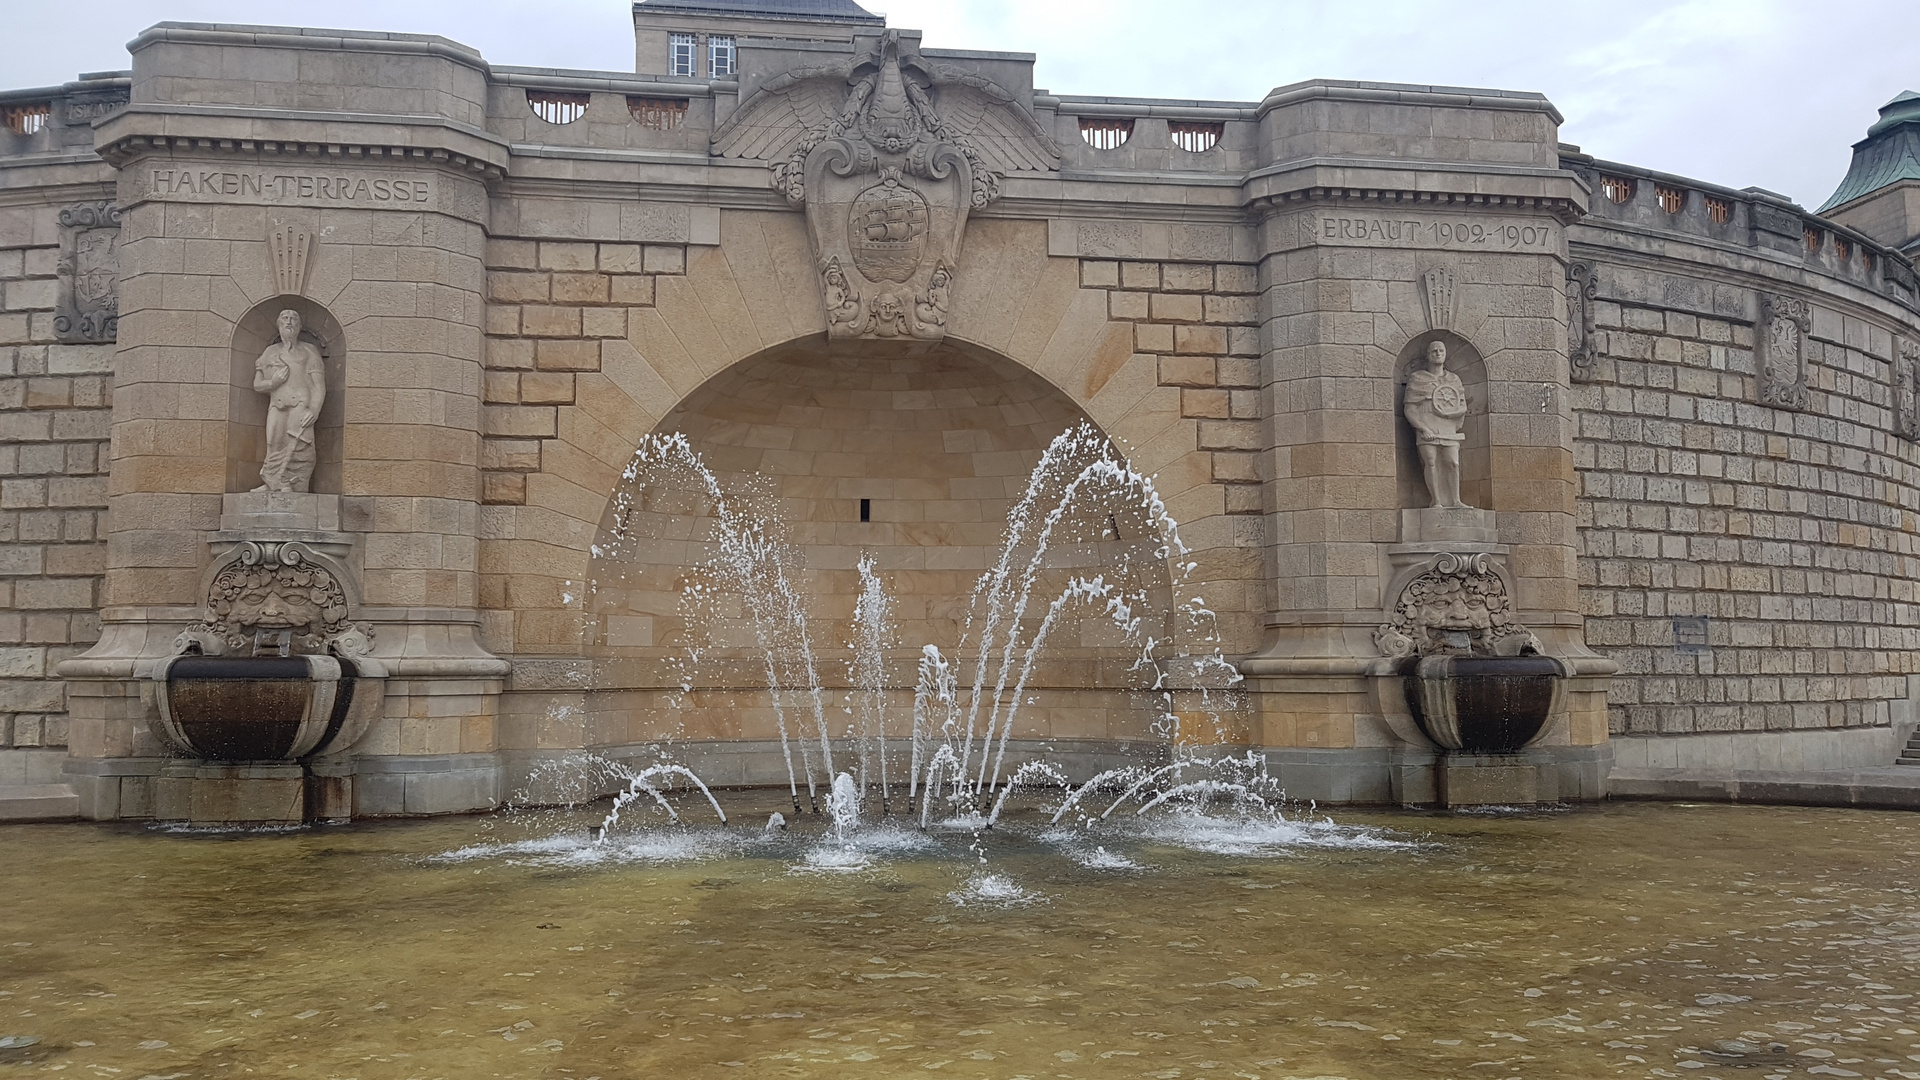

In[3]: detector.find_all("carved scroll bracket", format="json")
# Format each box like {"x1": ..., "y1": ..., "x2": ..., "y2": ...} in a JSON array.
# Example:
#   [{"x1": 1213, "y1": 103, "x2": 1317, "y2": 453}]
[
  {"x1": 1757, "y1": 293, "x2": 1812, "y2": 411},
  {"x1": 1567, "y1": 261, "x2": 1599, "y2": 382},
  {"x1": 54, "y1": 202, "x2": 120, "y2": 344}
]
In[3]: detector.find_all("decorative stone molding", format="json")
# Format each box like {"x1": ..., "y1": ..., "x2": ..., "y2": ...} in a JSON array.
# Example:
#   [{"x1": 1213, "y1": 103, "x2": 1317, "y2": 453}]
[
  {"x1": 1567, "y1": 260, "x2": 1599, "y2": 382},
  {"x1": 712, "y1": 30, "x2": 1058, "y2": 341},
  {"x1": 1896, "y1": 337, "x2": 1920, "y2": 441},
  {"x1": 1373, "y1": 552, "x2": 1541, "y2": 659},
  {"x1": 1756, "y1": 293, "x2": 1811, "y2": 410},
  {"x1": 269, "y1": 224, "x2": 314, "y2": 296},
  {"x1": 175, "y1": 541, "x2": 374, "y2": 660},
  {"x1": 1421, "y1": 265, "x2": 1456, "y2": 331},
  {"x1": 53, "y1": 202, "x2": 120, "y2": 343}
]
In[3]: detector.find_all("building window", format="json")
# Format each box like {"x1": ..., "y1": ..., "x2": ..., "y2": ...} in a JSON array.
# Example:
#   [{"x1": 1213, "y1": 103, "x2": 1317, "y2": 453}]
[
  {"x1": 1705, "y1": 196, "x2": 1732, "y2": 225},
  {"x1": 1656, "y1": 185, "x2": 1685, "y2": 214},
  {"x1": 1805, "y1": 227, "x2": 1823, "y2": 254},
  {"x1": 669, "y1": 33, "x2": 697, "y2": 77},
  {"x1": 1168, "y1": 120, "x2": 1222, "y2": 153},
  {"x1": 1599, "y1": 175, "x2": 1635, "y2": 204},
  {"x1": 629, "y1": 96, "x2": 689, "y2": 129},
  {"x1": 3, "y1": 103, "x2": 51, "y2": 136},
  {"x1": 527, "y1": 91, "x2": 590, "y2": 125},
  {"x1": 1835, "y1": 238, "x2": 1852, "y2": 264},
  {"x1": 1865, "y1": 251, "x2": 1877, "y2": 274},
  {"x1": 1079, "y1": 117, "x2": 1134, "y2": 150},
  {"x1": 708, "y1": 36, "x2": 735, "y2": 78}
]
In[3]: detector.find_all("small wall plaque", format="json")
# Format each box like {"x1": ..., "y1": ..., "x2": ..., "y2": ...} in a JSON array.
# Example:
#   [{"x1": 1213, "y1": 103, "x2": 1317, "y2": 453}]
[{"x1": 1672, "y1": 615, "x2": 1710, "y2": 654}]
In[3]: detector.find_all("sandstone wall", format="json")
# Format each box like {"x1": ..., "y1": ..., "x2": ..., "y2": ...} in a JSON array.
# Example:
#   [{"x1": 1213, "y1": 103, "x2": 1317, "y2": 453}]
[
  {"x1": 1567, "y1": 157, "x2": 1920, "y2": 769},
  {"x1": 0, "y1": 208, "x2": 112, "y2": 757}
]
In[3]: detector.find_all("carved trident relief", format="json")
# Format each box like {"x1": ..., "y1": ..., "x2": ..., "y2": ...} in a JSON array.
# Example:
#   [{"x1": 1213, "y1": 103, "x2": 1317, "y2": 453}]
[
  {"x1": 269, "y1": 224, "x2": 315, "y2": 297},
  {"x1": 711, "y1": 30, "x2": 1059, "y2": 341}
]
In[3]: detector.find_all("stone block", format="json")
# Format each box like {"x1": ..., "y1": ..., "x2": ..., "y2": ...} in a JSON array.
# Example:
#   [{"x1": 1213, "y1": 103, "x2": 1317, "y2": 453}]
[
  {"x1": 1135, "y1": 323, "x2": 1174, "y2": 353},
  {"x1": 1079, "y1": 260, "x2": 1119, "y2": 288},
  {"x1": 537, "y1": 242, "x2": 597, "y2": 271},
  {"x1": 643, "y1": 245, "x2": 685, "y2": 274},
  {"x1": 518, "y1": 372, "x2": 576, "y2": 404},
  {"x1": 1120, "y1": 261, "x2": 1160, "y2": 289},
  {"x1": 1158, "y1": 355, "x2": 1215, "y2": 387},
  {"x1": 521, "y1": 305, "x2": 582, "y2": 338},
  {"x1": 534, "y1": 339, "x2": 601, "y2": 371},
  {"x1": 481, "y1": 439, "x2": 542, "y2": 472},
  {"x1": 608, "y1": 275, "x2": 655, "y2": 306},
  {"x1": 1174, "y1": 325, "x2": 1228, "y2": 355},
  {"x1": 1150, "y1": 293, "x2": 1204, "y2": 322},
  {"x1": 1439, "y1": 757, "x2": 1540, "y2": 807}
]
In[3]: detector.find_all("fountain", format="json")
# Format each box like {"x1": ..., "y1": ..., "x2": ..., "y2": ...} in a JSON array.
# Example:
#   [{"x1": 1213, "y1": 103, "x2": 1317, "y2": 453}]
[
  {"x1": 149, "y1": 538, "x2": 385, "y2": 825},
  {"x1": 567, "y1": 421, "x2": 1273, "y2": 853}
]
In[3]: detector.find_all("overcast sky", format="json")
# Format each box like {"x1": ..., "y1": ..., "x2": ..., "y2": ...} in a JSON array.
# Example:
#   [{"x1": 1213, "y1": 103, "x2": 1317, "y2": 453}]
[{"x1": 6, "y1": 0, "x2": 1914, "y2": 210}]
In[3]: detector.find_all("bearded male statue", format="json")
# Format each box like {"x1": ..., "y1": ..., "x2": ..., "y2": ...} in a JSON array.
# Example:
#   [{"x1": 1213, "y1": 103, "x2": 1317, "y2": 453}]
[{"x1": 252, "y1": 309, "x2": 326, "y2": 493}]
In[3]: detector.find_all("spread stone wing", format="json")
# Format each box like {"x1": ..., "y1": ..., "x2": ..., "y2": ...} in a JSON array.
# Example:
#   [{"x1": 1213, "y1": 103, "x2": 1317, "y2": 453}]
[
  {"x1": 711, "y1": 65, "x2": 853, "y2": 163},
  {"x1": 927, "y1": 68, "x2": 1061, "y2": 175}
]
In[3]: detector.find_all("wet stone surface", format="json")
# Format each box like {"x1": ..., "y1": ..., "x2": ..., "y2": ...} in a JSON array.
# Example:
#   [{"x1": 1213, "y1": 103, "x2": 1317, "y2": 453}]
[{"x1": 1, "y1": 800, "x2": 1919, "y2": 1078}]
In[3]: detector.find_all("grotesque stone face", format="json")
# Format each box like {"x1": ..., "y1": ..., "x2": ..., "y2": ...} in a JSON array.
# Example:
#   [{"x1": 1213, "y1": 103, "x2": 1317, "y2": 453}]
[
  {"x1": 218, "y1": 566, "x2": 336, "y2": 633},
  {"x1": 1374, "y1": 552, "x2": 1540, "y2": 658}
]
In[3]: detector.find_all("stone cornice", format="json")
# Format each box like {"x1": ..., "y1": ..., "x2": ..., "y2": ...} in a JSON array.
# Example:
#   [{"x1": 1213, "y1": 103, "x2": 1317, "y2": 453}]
[
  {"x1": 1255, "y1": 79, "x2": 1564, "y2": 126},
  {"x1": 94, "y1": 103, "x2": 510, "y2": 179}
]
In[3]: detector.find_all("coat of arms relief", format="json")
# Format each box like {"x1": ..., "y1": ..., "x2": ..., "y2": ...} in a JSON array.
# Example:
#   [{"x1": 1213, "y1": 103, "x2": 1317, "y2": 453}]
[{"x1": 712, "y1": 31, "x2": 1060, "y2": 340}]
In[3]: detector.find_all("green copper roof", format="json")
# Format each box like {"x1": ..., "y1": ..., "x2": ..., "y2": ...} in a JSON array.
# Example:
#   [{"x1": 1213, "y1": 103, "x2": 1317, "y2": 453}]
[{"x1": 1820, "y1": 90, "x2": 1920, "y2": 212}]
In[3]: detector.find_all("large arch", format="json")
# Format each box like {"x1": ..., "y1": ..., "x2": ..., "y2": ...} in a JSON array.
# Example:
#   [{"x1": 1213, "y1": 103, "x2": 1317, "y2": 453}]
[{"x1": 571, "y1": 333, "x2": 1200, "y2": 787}]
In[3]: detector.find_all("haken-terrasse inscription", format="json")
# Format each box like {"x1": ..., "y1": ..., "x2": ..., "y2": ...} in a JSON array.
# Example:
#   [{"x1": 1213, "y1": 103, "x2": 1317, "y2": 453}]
[{"x1": 148, "y1": 169, "x2": 431, "y2": 204}]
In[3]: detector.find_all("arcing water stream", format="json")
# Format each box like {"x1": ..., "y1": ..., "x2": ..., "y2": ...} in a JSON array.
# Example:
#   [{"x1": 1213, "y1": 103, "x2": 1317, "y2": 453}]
[{"x1": 574, "y1": 422, "x2": 1263, "y2": 854}]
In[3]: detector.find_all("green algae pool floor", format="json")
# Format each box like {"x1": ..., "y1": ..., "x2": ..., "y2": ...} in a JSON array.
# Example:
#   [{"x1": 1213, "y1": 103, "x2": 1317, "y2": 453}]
[{"x1": 3, "y1": 800, "x2": 1920, "y2": 1079}]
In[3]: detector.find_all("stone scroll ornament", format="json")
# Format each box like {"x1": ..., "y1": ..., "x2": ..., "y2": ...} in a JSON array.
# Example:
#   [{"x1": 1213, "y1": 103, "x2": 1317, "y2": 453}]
[
  {"x1": 1373, "y1": 552, "x2": 1542, "y2": 660},
  {"x1": 1757, "y1": 293, "x2": 1811, "y2": 410},
  {"x1": 710, "y1": 30, "x2": 1060, "y2": 341},
  {"x1": 174, "y1": 541, "x2": 373, "y2": 659},
  {"x1": 54, "y1": 202, "x2": 120, "y2": 344},
  {"x1": 1567, "y1": 261, "x2": 1599, "y2": 382}
]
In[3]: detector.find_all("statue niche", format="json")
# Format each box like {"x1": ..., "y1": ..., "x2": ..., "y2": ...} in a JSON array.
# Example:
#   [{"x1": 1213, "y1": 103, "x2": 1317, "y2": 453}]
[
  {"x1": 711, "y1": 30, "x2": 1060, "y2": 341},
  {"x1": 1394, "y1": 333, "x2": 1490, "y2": 511},
  {"x1": 227, "y1": 297, "x2": 344, "y2": 494}
]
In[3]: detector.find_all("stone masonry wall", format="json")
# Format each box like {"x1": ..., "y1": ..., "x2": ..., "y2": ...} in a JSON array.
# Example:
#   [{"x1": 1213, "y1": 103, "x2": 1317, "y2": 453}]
[
  {"x1": 0, "y1": 215, "x2": 113, "y2": 753},
  {"x1": 1572, "y1": 278, "x2": 1920, "y2": 739}
]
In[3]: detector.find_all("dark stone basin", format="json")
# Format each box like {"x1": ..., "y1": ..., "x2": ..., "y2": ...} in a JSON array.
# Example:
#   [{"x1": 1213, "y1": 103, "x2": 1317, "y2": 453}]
[
  {"x1": 154, "y1": 655, "x2": 359, "y2": 762},
  {"x1": 1398, "y1": 654, "x2": 1567, "y2": 754}
]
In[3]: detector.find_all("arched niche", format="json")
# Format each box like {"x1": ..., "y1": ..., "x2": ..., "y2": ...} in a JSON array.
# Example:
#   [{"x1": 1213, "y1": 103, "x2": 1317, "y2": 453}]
[
  {"x1": 585, "y1": 334, "x2": 1178, "y2": 688},
  {"x1": 1393, "y1": 330, "x2": 1491, "y2": 511},
  {"x1": 227, "y1": 296, "x2": 345, "y2": 494}
]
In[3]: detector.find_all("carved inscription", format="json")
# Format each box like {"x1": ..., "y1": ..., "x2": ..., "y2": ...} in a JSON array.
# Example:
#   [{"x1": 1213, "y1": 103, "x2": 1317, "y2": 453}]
[
  {"x1": 147, "y1": 168, "x2": 432, "y2": 204},
  {"x1": 1306, "y1": 213, "x2": 1557, "y2": 251}
]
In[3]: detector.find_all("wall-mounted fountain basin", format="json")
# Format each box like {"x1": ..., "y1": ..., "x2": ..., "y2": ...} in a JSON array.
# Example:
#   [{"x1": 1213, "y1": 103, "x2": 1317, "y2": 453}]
[
  {"x1": 1398, "y1": 653, "x2": 1568, "y2": 754},
  {"x1": 150, "y1": 654, "x2": 378, "y2": 763}
]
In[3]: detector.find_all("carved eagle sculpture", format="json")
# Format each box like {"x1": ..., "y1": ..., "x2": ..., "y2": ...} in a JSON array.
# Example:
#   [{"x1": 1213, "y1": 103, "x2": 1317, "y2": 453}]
[{"x1": 711, "y1": 31, "x2": 1061, "y2": 208}]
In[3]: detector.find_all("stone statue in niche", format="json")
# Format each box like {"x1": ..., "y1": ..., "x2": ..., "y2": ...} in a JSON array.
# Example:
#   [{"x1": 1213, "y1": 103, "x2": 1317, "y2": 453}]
[
  {"x1": 174, "y1": 541, "x2": 373, "y2": 659},
  {"x1": 1403, "y1": 340, "x2": 1470, "y2": 508},
  {"x1": 1374, "y1": 552, "x2": 1540, "y2": 659},
  {"x1": 253, "y1": 309, "x2": 327, "y2": 493}
]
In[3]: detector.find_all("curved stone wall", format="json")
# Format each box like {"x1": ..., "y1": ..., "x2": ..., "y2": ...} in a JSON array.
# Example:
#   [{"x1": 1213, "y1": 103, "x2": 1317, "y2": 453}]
[{"x1": 1565, "y1": 152, "x2": 1920, "y2": 770}]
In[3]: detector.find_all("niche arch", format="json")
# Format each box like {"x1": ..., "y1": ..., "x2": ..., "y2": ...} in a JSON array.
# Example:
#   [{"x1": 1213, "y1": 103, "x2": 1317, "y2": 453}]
[
  {"x1": 226, "y1": 296, "x2": 345, "y2": 494},
  {"x1": 1392, "y1": 330, "x2": 1491, "y2": 511}
]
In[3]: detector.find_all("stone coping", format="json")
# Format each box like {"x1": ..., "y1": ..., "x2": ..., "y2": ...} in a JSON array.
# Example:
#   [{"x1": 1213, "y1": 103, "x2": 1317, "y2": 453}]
[{"x1": 1610, "y1": 766, "x2": 1920, "y2": 811}]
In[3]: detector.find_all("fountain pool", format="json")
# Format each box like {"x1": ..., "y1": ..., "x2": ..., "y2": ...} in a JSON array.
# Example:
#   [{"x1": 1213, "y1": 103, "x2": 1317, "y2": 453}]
[{"x1": 3, "y1": 801, "x2": 1920, "y2": 1078}]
